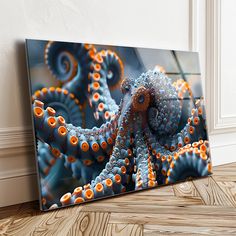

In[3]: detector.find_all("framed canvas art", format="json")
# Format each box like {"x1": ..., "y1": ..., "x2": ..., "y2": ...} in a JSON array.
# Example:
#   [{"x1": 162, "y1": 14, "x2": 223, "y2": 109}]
[{"x1": 25, "y1": 39, "x2": 212, "y2": 211}]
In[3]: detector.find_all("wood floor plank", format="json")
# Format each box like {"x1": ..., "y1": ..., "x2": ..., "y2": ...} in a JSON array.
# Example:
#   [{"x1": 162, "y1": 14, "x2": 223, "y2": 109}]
[
  {"x1": 0, "y1": 218, "x2": 13, "y2": 235},
  {"x1": 0, "y1": 204, "x2": 21, "y2": 235},
  {"x1": 66, "y1": 211, "x2": 110, "y2": 236},
  {"x1": 213, "y1": 175, "x2": 236, "y2": 182},
  {"x1": 213, "y1": 163, "x2": 236, "y2": 182},
  {"x1": 144, "y1": 224, "x2": 236, "y2": 236},
  {"x1": 0, "y1": 204, "x2": 21, "y2": 220},
  {"x1": 91, "y1": 194, "x2": 202, "y2": 206},
  {"x1": 216, "y1": 181, "x2": 236, "y2": 207},
  {"x1": 109, "y1": 212, "x2": 236, "y2": 228},
  {"x1": 173, "y1": 181, "x2": 201, "y2": 199},
  {"x1": 134, "y1": 185, "x2": 174, "y2": 196},
  {"x1": 193, "y1": 177, "x2": 235, "y2": 206},
  {"x1": 82, "y1": 203, "x2": 236, "y2": 216},
  {"x1": 105, "y1": 223, "x2": 143, "y2": 236},
  {"x1": 214, "y1": 162, "x2": 236, "y2": 171},
  {"x1": 28, "y1": 205, "x2": 82, "y2": 236},
  {"x1": 3, "y1": 201, "x2": 43, "y2": 236}
]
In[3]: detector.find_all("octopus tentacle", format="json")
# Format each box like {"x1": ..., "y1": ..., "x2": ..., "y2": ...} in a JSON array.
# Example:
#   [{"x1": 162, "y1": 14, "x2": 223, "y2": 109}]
[
  {"x1": 37, "y1": 141, "x2": 59, "y2": 176},
  {"x1": 166, "y1": 140, "x2": 212, "y2": 184},
  {"x1": 133, "y1": 128, "x2": 157, "y2": 189},
  {"x1": 88, "y1": 50, "x2": 124, "y2": 121},
  {"x1": 33, "y1": 99, "x2": 119, "y2": 209},
  {"x1": 158, "y1": 98, "x2": 207, "y2": 151},
  {"x1": 90, "y1": 50, "x2": 124, "y2": 89},
  {"x1": 144, "y1": 125, "x2": 211, "y2": 186},
  {"x1": 173, "y1": 79, "x2": 194, "y2": 102},
  {"x1": 55, "y1": 98, "x2": 134, "y2": 206},
  {"x1": 32, "y1": 86, "x2": 84, "y2": 183},
  {"x1": 45, "y1": 41, "x2": 96, "y2": 104},
  {"x1": 45, "y1": 41, "x2": 78, "y2": 83},
  {"x1": 33, "y1": 100, "x2": 118, "y2": 162},
  {"x1": 45, "y1": 42, "x2": 95, "y2": 83},
  {"x1": 32, "y1": 87, "x2": 83, "y2": 127}
]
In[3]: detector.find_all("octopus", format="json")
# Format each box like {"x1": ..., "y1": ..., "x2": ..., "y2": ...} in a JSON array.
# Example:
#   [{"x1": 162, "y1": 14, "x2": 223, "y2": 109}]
[{"x1": 31, "y1": 41, "x2": 212, "y2": 210}]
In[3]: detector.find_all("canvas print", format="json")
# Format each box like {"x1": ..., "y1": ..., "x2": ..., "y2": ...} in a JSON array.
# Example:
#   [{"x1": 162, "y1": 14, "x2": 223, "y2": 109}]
[{"x1": 26, "y1": 39, "x2": 212, "y2": 211}]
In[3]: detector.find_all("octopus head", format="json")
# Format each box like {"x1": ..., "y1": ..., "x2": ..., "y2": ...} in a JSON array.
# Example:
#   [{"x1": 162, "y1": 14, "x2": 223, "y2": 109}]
[
  {"x1": 120, "y1": 70, "x2": 181, "y2": 136},
  {"x1": 121, "y1": 77, "x2": 151, "y2": 112}
]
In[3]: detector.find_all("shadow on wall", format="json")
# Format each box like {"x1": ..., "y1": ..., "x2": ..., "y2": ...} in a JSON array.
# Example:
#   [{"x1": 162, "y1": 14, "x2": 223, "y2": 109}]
[
  {"x1": 14, "y1": 41, "x2": 39, "y2": 201},
  {"x1": 15, "y1": 41, "x2": 32, "y2": 125}
]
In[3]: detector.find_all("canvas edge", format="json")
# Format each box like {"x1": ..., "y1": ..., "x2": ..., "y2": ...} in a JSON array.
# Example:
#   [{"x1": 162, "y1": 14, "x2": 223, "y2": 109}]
[{"x1": 25, "y1": 39, "x2": 44, "y2": 211}]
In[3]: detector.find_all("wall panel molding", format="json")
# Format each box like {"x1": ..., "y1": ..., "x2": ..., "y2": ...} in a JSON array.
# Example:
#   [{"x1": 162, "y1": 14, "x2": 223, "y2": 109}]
[
  {"x1": 189, "y1": 0, "x2": 200, "y2": 52},
  {"x1": 0, "y1": 126, "x2": 34, "y2": 151},
  {"x1": 206, "y1": 0, "x2": 236, "y2": 134},
  {"x1": 183, "y1": 0, "x2": 236, "y2": 168}
]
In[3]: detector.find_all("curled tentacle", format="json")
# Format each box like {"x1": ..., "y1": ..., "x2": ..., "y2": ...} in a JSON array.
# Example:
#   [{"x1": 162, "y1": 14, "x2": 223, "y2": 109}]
[
  {"x1": 32, "y1": 87, "x2": 83, "y2": 126},
  {"x1": 166, "y1": 140, "x2": 212, "y2": 184},
  {"x1": 144, "y1": 125, "x2": 211, "y2": 186},
  {"x1": 45, "y1": 42, "x2": 96, "y2": 83},
  {"x1": 45, "y1": 42, "x2": 96, "y2": 104},
  {"x1": 158, "y1": 97, "x2": 208, "y2": 151},
  {"x1": 45, "y1": 42, "x2": 77, "y2": 83},
  {"x1": 88, "y1": 50, "x2": 124, "y2": 121},
  {"x1": 90, "y1": 50, "x2": 124, "y2": 90}
]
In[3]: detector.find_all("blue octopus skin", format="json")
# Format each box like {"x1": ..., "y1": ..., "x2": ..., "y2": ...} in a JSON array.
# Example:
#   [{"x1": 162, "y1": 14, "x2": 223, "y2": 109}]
[{"x1": 32, "y1": 42, "x2": 211, "y2": 210}]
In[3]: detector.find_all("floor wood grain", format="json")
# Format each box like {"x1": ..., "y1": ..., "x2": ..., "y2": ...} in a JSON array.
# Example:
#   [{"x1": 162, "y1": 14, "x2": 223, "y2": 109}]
[
  {"x1": 67, "y1": 211, "x2": 110, "y2": 236},
  {"x1": 105, "y1": 224, "x2": 143, "y2": 236},
  {"x1": 0, "y1": 162, "x2": 236, "y2": 236},
  {"x1": 193, "y1": 176, "x2": 235, "y2": 206},
  {"x1": 173, "y1": 181, "x2": 201, "y2": 199}
]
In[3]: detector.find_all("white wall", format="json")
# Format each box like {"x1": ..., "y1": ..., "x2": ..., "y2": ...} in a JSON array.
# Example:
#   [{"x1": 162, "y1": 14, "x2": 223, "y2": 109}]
[{"x1": 0, "y1": 0, "x2": 235, "y2": 207}]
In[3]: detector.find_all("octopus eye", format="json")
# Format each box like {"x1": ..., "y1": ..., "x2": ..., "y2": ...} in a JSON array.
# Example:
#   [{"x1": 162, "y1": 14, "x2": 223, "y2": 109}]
[
  {"x1": 124, "y1": 85, "x2": 130, "y2": 92},
  {"x1": 107, "y1": 70, "x2": 113, "y2": 80},
  {"x1": 138, "y1": 94, "x2": 145, "y2": 104},
  {"x1": 132, "y1": 86, "x2": 150, "y2": 112},
  {"x1": 121, "y1": 78, "x2": 130, "y2": 94}
]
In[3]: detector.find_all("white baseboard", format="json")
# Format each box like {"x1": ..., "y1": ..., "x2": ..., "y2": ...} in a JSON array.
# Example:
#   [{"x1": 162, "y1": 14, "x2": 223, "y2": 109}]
[
  {"x1": 209, "y1": 132, "x2": 236, "y2": 166},
  {"x1": 0, "y1": 174, "x2": 38, "y2": 207},
  {"x1": 0, "y1": 126, "x2": 38, "y2": 207},
  {"x1": 0, "y1": 127, "x2": 235, "y2": 207}
]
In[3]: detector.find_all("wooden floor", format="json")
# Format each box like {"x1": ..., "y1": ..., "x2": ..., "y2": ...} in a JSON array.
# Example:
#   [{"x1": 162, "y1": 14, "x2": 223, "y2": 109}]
[{"x1": 1, "y1": 162, "x2": 236, "y2": 236}]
